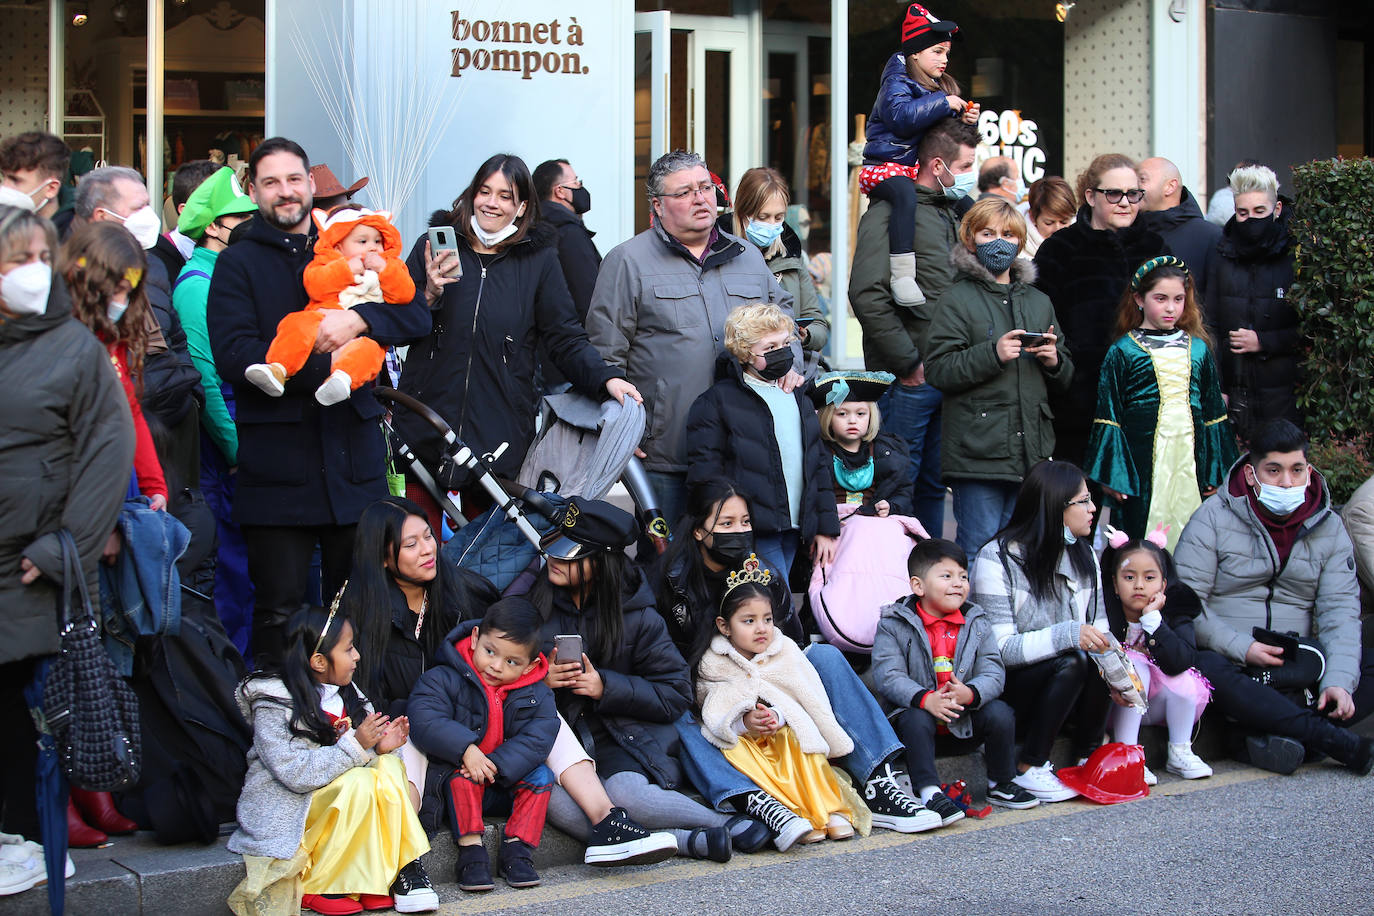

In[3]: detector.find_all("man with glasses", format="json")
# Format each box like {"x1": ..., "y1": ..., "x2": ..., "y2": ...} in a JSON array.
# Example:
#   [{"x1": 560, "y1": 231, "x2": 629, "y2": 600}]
[
  {"x1": 586, "y1": 149, "x2": 795, "y2": 531},
  {"x1": 535, "y1": 158, "x2": 601, "y2": 392}
]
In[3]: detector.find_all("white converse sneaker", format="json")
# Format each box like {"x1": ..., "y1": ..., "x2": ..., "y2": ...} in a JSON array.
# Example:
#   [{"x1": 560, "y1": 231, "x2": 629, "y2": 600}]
[
  {"x1": 1141, "y1": 764, "x2": 1158, "y2": 786},
  {"x1": 1012, "y1": 762, "x2": 1078, "y2": 802},
  {"x1": 864, "y1": 763, "x2": 942, "y2": 833},
  {"x1": 314, "y1": 369, "x2": 353, "y2": 406},
  {"x1": 1167, "y1": 742, "x2": 1213, "y2": 779},
  {"x1": 244, "y1": 362, "x2": 286, "y2": 397}
]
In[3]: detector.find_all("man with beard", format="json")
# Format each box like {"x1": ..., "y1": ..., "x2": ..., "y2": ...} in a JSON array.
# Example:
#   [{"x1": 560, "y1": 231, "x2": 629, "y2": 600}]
[{"x1": 207, "y1": 137, "x2": 430, "y2": 665}]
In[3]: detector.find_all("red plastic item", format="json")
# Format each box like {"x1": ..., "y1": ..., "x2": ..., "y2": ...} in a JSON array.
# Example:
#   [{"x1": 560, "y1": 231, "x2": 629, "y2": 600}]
[
  {"x1": 71, "y1": 788, "x2": 139, "y2": 835},
  {"x1": 359, "y1": 893, "x2": 394, "y2": 911},
  {"x1": 301, "y1": 895, "x2": 363, "y2": 916},
  {"x1": 66, "y1": 798, "x2": 109, "y2": 848},
  {"x1": 1055, "y1": 742, "x2": 1150, "y2": 804}
]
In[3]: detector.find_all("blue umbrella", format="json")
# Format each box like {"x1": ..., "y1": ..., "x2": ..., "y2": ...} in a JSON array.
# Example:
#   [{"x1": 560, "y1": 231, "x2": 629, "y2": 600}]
[{"x1": 24, "y1": 657, "x2": 67, "y2": 915}]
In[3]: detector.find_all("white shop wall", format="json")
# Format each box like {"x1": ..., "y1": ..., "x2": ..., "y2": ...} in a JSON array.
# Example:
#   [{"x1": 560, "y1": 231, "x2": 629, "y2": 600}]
[{"x1": 268, "y1": 0, "x2": 634, "y2": 252}]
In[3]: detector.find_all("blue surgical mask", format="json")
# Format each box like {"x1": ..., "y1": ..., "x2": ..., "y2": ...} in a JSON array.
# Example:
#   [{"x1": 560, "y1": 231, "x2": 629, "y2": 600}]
[
  {"x1": 107, "y1": 299, "x2": 128, "y2": 323},
  {"x1": 745, "y1": 219, "x2": 784, "y2": 248},
  {"x1": 1004, "y1": 176, "x2": 1029, "y2": 203},
  {"x1": 1255, "y1": 480, "x2": 1306, "y2": 516},
  {"x1": 937, "y1": 164, "x2": 977, "y2": 201},
  {"x1": 975, "y1": 238, "x2": 1020, "y2": 275},
  {"x1": 1063, "y1": 525, "x2": 1078, "y2": 546}
]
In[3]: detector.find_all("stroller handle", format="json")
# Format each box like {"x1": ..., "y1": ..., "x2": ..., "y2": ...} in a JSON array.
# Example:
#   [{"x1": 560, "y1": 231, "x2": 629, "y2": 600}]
[{"x1": 373, "y1": 387, "x2": 457, "y2": 446}]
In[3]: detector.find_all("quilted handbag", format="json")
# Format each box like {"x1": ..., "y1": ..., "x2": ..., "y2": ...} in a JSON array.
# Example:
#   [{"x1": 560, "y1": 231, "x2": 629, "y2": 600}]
[{"x1": 42, "y1": 530, "x2": 142, "y2": 791}]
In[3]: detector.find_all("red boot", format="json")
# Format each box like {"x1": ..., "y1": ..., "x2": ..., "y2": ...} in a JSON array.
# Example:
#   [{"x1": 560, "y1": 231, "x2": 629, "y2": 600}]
[
  {"x1": 70, "y1": 789, "x2": 139, "y2": 835},
  {"x1": 66, "y1": 798, "x2": 109, "y2": 848}
]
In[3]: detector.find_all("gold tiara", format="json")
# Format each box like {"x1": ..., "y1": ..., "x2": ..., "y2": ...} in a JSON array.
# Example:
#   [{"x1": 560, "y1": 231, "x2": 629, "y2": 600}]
[
  {"x1": 314, "y1": 579, "x2": 348, "y2": 656},
  {"x1": 722, "y1": 554, "x2": 772, "y2": 603}
]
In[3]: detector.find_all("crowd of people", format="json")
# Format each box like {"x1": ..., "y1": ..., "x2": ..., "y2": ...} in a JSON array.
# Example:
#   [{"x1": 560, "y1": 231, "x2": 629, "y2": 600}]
[{"x1": 1, "y1": 2, "x2": 1372, "y2": 913}]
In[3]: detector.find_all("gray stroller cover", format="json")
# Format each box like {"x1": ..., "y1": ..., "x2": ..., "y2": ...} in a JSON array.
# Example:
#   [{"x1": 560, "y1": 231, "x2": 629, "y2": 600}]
[{"x1": 517, "y1": 392, "x2": 646, "y2": 499}]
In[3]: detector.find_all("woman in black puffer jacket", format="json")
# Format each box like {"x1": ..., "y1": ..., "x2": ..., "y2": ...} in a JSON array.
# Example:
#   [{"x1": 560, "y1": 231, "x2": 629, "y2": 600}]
[
  {"x1": 396, "y1": 154, "x2": 639, "y2": 526},
  {"x1": 1034, "y1": 154, "x2": 1168, "y2": 467}
]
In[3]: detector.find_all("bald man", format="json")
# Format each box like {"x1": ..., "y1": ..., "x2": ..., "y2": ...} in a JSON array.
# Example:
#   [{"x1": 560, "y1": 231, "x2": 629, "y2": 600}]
[{"x1": 1138, "y1": 156, "x2": 1221, "y2": 296}]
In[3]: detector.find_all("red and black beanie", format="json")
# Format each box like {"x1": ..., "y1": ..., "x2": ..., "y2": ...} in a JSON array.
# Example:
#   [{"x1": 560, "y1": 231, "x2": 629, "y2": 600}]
[{"x1": 901, "y1": 3, "x2": 959, "y2": 55}]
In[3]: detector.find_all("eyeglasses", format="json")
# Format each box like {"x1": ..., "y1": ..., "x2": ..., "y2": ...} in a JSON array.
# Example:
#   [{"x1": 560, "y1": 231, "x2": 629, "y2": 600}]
[
  {"x1": 659, "y1": 183, "x2": 716, "y2": 202},
  {"x1": 559, "y1": 179, "x2": 583, "y2": 190},
  {"x1": 1092, "y1": 187, "x2": 1145, "y2": 205},
  {"x1": 1065, "y1": 495, "x2": 1095, "y2": 508}
]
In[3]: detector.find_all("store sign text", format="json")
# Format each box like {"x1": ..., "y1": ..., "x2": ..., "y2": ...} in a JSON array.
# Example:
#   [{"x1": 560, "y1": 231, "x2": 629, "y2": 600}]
[
  {"x1": 976, "y1": 110, "x2": 1046, "y2": 183},
  {"x1": 450, "y1": 11, "x2": 590, "y2": 79}
]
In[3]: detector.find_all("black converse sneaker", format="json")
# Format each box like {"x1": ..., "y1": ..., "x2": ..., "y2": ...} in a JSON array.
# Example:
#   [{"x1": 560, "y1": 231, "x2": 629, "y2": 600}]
[
  {"x1": 744, "y1": 790, "x2": 811, "y2": 852},
  {"x1": 864, "y1": 763, "x2": 941, "y2": 833},
  {"x1": 389, "y1": 858, "x2": 439, "y2": 913},
  {"x1": 584, "y1": 807, "x2": 678, "y2": 867},
  {"x1": 987, "y1": 781, "x2": 1041, "y2": 810}
]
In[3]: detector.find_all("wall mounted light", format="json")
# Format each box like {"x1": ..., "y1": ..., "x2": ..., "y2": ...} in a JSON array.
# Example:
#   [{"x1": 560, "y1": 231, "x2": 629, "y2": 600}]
[
  {"x1": 1055, "y1": 2, "x2": 1075, "y2": 23},
  {"x1": 71, "y1": 3, "x2": 89, "y2": 26}
]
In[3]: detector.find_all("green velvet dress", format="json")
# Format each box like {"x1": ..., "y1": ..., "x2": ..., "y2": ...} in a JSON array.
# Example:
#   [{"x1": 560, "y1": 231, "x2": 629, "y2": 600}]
[{"x1": 1084, "y1": 329, "x2": 1238, "y2": 550}]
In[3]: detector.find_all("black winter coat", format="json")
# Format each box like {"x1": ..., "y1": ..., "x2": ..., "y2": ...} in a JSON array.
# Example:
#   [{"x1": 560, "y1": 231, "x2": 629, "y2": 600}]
[
  {"x1": 208, "y1": 216, "x2": 432, "y2": 526},
  {"x1": 1138, "y1": 188, "x2": 1221, "y2": 300},
  {"x1": 827, "y1": 431, "x2": 914, "y2": 517},
  {"x1": 686, "y1": 353, "x2": 841, "y2": 543},
  {"x1": 536, "y1": 201, "x2": 602, "y2": 390},
  {"x1": 142, "y1": 254, "x2": 205, "y2": 430},
  {"x1": 1202, "y1": 207, "x2": 1301, "y2": 442},
  {"x1": 408, "y1": 621, "x2": 558, "y2": 789},
  {"x1": 536, "y1": 565, "x2": 693, "y2": 789},
  {"x1": 396, "y1": 217, "x2": 619, "y2": 480},
  {"x1": 1103, "y1": 581, "x2": 1203, "y2": 677},
  {"x1": 651, "y1": 548, "x2": 799, "y2": 665},
  {"x1": 1033, "y1": 206, "x2": 1168, "y2": 464}
]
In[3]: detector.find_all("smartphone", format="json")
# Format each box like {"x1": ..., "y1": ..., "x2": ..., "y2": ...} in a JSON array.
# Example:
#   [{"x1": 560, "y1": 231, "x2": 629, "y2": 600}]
[
  {"x1": 1018, "y1": 332, "x2": 1049, "y2": 348},
  {"x1": 426, "y1": 226, "x2": 462, "y2": 279},
  {"x1": 795, "y1": 316, "x2": 817, "y2": 327},
  {"x1": 553, "y1": 634, "x2": 584, "y2": 670}
]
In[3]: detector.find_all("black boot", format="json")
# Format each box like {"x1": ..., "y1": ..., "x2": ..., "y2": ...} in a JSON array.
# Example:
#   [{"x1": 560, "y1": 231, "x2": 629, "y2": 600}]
[
  {"x1": 496, "y1": 838, "x2": 541, "y2": 888},
  {"x1": 454, "y1": 843, "x2": 494, "y2": 893}
]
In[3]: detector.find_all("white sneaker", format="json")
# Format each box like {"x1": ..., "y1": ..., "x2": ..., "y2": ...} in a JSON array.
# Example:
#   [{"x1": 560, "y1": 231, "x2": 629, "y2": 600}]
[
  {"x1": 0, "y1": 844, "x2": 70, "y2": 896},
  {"x1": 1167, "y1": 742, "x2": 1214, "y2": 779},
  {"x1": 1012, "y1": 762, "x2": 1078, "y2": 802},
  {"x1": 244, "y1": 362, "x2": 286, "y2": 397},
  {"x1": 314, "y1": 369, "x2": 353, "y2": 406},
  {"x1": 1142, "y1": 764, "x2": 1158, "y2": 786}
]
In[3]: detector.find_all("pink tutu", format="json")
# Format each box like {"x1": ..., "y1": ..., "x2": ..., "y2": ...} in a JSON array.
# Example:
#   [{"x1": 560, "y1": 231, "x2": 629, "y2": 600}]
[{"x1": 1124, "y1": 647, "x2": 1212, "y2": 724}]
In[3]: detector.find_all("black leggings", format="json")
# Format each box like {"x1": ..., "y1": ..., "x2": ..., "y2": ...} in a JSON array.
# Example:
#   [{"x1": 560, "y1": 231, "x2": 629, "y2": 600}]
[
  {"x1": 1004, "y1": 651, "x2": 1111, "y2": 766},
  {"x1": 0, "y1": 658, "x2": 40, "y2": 840},
  {"x1": 868, "y1": 176, "x2": 918, "y2": 255}
]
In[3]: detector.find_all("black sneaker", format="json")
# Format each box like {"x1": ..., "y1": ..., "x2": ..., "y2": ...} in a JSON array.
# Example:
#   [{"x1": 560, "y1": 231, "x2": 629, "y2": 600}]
[
  {"x1": 685, "y1": 825, "x2": 731, "y2": 863},
  {"x1": 584, "y1": 806, "x2": 678, "y2": 867},
  {"x1": 497, "y1": 839, "x2": 541, "y2": 889},
  {"x1": 454, "y1": 843, "x2": 494, "y2": 893},
  {"x1": 724, "y1": 814, "x2": 771, "y2": 853},
  {"x1": 1243, "y1": 734, "x2": 1305, "y2": 775},
  {"x1": 743, "y1": 790, "x2": 811, "y2": 852},
  {"x1": 389, "y1": 859, "x2": 439, "y2": 913},
  {"x1": 864, "y1": 763, "x2": 941, "y2": 833},
  {"x1": 1339, "y1": 735, "x2": 1374, "y2": 776},
  {"x1": 987, "y1": 781, "x2": 1041, "y2": 810},
  {"x1": 923, "y1": 791, "x2": 966, "y2": 826}
]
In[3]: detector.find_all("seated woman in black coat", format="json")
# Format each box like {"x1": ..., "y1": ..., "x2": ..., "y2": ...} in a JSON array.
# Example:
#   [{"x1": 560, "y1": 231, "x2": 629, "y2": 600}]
[
  {"x1": 345, "y1": 497, "x2": 676, "y2": 866},
  {"x1": 527, "y1": 497, "x2": 769, "y2": 861}
]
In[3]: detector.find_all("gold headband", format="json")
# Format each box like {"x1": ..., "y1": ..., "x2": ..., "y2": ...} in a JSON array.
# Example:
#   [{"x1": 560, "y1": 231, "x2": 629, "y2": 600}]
[
  {"x1": 721, "y1": 554, "x2": 772, "y2": 608},
  {"x1": 314, "y1": 580, "x2": 348, "y2": 656}
]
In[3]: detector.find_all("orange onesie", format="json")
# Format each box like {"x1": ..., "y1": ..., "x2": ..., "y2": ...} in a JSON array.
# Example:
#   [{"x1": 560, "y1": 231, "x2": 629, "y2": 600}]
[{"x1": 244, "y1": 207, "x2": 416, "y2": 406}]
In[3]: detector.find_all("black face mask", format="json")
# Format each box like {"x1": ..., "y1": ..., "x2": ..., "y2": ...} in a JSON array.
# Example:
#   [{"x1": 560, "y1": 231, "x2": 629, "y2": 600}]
[
  {"x1": 1232, "y1": 211, "x2": 1276, "y2": 248},
  {"x1": 569, "y1": 186, "x2": 592, "y2": 215},
  {"x1": 756, "y1": 346, "x2": 794, "y2": 381},
  {"x1": 704, "y1": 531, "x2": 754, "y2": 567}
]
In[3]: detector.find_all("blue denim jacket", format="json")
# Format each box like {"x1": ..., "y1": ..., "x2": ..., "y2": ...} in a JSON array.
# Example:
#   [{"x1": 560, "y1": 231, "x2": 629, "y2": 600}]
[{"x1": 98, "y1": 494, "x2": 190, "y2": 674}]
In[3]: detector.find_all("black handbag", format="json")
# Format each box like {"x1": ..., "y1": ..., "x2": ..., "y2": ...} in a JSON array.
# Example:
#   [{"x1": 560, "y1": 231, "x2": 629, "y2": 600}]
[
  {"x1": 42, "y1": 530, "x2": 142, "y2": 791},
  {"x1": 1244, "y1": 626, "x2": 1326, "y2": 693}
]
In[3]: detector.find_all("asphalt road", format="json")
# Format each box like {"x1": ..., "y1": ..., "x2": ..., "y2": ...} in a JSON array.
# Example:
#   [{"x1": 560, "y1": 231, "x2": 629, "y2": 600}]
[{"x1": 430, "y1": 758, "x2": 1374, "y2": 916}]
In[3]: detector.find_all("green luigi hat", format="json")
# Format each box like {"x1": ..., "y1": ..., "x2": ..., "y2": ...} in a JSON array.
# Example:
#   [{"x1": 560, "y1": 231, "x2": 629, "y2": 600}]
[
  {"x1": 177, "y1": 167, "x2": 257, "y2": 239},
  {"x1": 808, "y1": 370, "x2": 897, "y2": 408},
  {"x1": 541, "y1": 497, "x2": 637, "y2": 561}
]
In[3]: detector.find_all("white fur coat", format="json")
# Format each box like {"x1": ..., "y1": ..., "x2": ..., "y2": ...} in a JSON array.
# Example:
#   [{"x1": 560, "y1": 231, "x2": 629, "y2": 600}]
[{"x1": 695, "y1": 631, "x2": 854, "y2": 757}]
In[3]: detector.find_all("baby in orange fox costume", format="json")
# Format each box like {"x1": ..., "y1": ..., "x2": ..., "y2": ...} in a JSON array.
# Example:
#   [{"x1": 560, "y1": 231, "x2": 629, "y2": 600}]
[{"x1": 244, "y1": 206, "x2": 417, "y2": 406}]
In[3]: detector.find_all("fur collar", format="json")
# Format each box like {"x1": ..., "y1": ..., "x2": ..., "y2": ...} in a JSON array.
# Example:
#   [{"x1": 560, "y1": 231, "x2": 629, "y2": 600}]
[{"x1": 949, "y1": 243, "x2": 1038, "y2": 286}]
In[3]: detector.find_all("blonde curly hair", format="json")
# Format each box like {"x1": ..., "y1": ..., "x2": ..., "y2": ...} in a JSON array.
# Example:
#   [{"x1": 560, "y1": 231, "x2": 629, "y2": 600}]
[{"x1": 723, "y1": 303, "x2": 796, "y2": 363}]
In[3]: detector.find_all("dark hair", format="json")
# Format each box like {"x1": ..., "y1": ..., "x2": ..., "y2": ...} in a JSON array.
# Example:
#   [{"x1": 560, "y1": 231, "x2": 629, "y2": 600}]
[
  {"x1": 479, "y1": 597, "x2": 543, "y2": 654},
  {"x1": 172, "y1": 159, "x2": 221, "y2": 208},
  {"x1": 248, "y1": 137, "x2": 310, "y2": 184},
  {"x1": 717, "y1": 582, "x2": 773, "y2": 624},
  {"x1": 917, "y1": 120, "x2": 980, "y2": 169},
  {"x1": 1100, "y1": 538, "x2": 1176, "y2": 638},
  {"x1": 443, "y1": 153, "x2": 537, "y2": 250},
  {"x1": 533, "y1": 158, "x2": 571, "y2": 201},
  {"x1": 655, "y1": 478, "x2": 748, "y2": 640},
  {"x1": 1248, "y1": 419, "x2": 1308, "y2": 461},
  {"x1": 978, "y1": 158, "x2": 1014, "y2": 193},
  {"x1": 244, "y1": 606, "x2": 365, "y2": 746},
  {"x1": 0, "y1": 132, "x2": 70, "y2": 181},
  {"x1": 1028, "y1": 176, "x2": 1078, "y2": 221},
  {"x1": 528, "y1": 551, "x2": 629, "y2": 664},
  {"x1": 908, "y1": 538, "x2": 966, "y2": 580},
  {"x1": 342, "y1": 497, "x2": 467, "y2": 703},
  {"x1": 60, "y1": 222, "x2": 152, "y2": 394},
  {"x1": 996, "y1": 460, "x2": 1098, "y2": 602}
]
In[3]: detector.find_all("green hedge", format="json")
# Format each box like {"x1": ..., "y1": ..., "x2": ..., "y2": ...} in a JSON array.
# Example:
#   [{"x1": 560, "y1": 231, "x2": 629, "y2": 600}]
[{"x1": 1289, "y1": 156, "x2": 1374, "y2": 503}]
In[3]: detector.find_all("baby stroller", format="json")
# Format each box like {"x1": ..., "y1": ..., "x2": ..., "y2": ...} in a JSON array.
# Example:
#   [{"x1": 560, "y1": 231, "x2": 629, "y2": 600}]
[{"x1": 376, "y1": 387, "x2": 667, "y2": 593}]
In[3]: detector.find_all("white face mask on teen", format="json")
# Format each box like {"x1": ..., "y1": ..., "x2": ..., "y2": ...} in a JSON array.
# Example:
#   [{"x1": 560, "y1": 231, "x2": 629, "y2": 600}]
[{"x1": 0, "y1": 262, "x2": 53, "y2": 316}]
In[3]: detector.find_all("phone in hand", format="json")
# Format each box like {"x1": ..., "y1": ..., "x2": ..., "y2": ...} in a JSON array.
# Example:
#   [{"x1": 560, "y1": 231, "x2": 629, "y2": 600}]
[
  {"x1": 1018, "y1": 332, "x2": 1049, "y2": 348},
  {"x1": 427, "y1": 226, "x2": 462, "y2": 278},
  {"x1": 553, "y1": 634, "x2": 584, "y2": 670}
]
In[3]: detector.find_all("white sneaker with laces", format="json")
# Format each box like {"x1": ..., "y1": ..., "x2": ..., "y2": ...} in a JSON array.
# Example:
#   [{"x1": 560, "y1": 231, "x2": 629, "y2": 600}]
[
  {"x1": 1142, "y1": 764, "x2": 1158, "y2": 786},
  {"x1": 0, "y1": 843, "x2": 68, "y2": 897},
  {"x1": 1012, "y1": 762, "x2": 1078, "y2": 802},
  {"x1": 1167, "y1": 742, "x2": 1213, "y2": 779}
]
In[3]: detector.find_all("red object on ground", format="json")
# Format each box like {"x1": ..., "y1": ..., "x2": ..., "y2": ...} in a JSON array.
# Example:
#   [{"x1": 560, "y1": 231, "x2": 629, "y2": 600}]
[
  {"x1": 1055, "y1": 742, "x2": 1150, "y2": 804},
  {"x1": 301, "y1": 894, "x2": 363, "y2": 915}
]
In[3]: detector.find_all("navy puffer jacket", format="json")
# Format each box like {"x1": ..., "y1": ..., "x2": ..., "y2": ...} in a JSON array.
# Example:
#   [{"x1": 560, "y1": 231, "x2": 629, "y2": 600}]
[{"x1": 862, "y1": 53, "x2": 956, "y2": 167}]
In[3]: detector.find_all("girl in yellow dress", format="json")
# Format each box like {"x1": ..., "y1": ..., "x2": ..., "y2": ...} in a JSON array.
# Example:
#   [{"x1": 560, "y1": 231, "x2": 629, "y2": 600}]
[
  {"x1": 695, "y1": 557, "x2": 855, "y2": 842},
  {"x1": 227, "y1": 604, "x2": 436, "y2": 916}
]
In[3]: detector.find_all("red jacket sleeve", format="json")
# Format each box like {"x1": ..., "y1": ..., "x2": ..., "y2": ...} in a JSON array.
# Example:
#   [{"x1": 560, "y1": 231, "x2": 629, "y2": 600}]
[{"x1": 111, "y1": 344, "x2": 168, "y2": 500}]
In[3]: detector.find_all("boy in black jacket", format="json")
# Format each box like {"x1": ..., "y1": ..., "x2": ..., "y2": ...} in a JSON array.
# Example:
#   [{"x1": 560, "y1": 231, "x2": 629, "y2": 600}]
[{"x1": 409, "y1": 598, "x2": 558, "y2": 892}]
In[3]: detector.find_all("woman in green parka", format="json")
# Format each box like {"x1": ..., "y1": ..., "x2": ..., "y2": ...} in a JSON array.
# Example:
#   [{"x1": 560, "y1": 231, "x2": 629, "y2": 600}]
[
  {"x1": 924, "y1": 197, "x2": 1073, "y2": 558},
  {"x1": 1084, "y1": 256, "x2": 1237, "y2": 551}
]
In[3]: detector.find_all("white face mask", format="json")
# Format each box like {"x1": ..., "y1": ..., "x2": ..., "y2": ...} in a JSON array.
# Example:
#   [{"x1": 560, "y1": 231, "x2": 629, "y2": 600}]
[
  {"x1": 0, "y1": 261, "x2": 53, "y2": 316},
  {"x1": 0, "y1": 184, "x2": 39, "y2": 213},
  {"x1": 107, "y1": 298, "x2": 129, "y2": 323},
  {"x1": 101, "y1": 204, "x2": 162, "y2": 250},
  {"x1": 469, "y1": 213, "x2": 519, "y2": 248},
  {"x1": 1255, "y1": 481, "x2": 1306, "y2": 516}
]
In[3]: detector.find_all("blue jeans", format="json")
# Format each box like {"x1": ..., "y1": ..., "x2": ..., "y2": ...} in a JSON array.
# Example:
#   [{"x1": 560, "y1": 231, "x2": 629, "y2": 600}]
[
  {"x1": 878, "y1": 382, "x2": 945, "y2": 537},
  {"x1": 950, "y1": 479, "x2": 1019, "y2": 558},
  {"x1": 753, "y1": 530, "x2": 799, "y2": 617},
  {"x1": 645, "y1": 470, "x2": 688, "y2": 540}
]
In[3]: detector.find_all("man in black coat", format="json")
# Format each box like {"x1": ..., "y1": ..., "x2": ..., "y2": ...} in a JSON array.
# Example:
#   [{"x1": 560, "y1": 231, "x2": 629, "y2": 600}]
[
  {"x1": 533, "y1": 158, "x2": 601, "y2": 392},
  {"x1": 208, "y1": 138, "x2": 432, "y2": 664},
  {"x1": 1138, "y1": 157, "x2": 1221, "y2": 298}
]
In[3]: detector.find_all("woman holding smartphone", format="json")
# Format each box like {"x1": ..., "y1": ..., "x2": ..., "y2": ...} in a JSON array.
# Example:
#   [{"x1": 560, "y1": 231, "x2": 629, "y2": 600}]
[
  {"x1": 397, "y1": 154, "x2": 640, "y2": 528},
  {"x1": 924, "y1": 197, "x2": 1073, "y2": 557}
]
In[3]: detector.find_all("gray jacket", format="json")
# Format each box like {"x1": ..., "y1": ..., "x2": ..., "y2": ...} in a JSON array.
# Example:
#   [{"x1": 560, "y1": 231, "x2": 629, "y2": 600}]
[
  {"x1": 1175, "y1": 459, "x2": 1362, "y2": 694},
  {"x1": 228, "y1": 677, "x2": 382, "y2": 860},
  {"x1": 586, "y1": 224, "x2": 793, "y2": 473},
  {"x1": 871, "y1": 597, "x2": 1006, "y2": 739}
]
